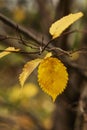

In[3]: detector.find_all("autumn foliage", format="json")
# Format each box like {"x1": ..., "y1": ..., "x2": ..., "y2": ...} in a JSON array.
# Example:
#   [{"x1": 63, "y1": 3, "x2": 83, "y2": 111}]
[{"x1": 0, "y1": 12, "x2": 83, "y2": 101}]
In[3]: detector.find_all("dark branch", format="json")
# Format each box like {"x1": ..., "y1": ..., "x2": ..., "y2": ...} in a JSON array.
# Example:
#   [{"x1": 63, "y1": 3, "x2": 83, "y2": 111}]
[
  {"x1": 0, "y1": 49, "x2": 40, "y2": 55},
  {"x1": 0, "y1": 13, "x2": 48, "y2": 45}
]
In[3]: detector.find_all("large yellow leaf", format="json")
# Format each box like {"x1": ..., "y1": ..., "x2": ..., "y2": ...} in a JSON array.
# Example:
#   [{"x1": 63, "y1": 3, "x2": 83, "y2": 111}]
[
  {"x1": 0, "y1": 47, "x2": 20, "y2": 58},
  {"x1": 38, "y1": 57, "x2": 68, "y2": 102},
  {"x1": 19, "y1": 58, "x2": 42, "y2": 87},
  {"x1": 49, "y1": 12, "x2": 83, "y2": 39}
]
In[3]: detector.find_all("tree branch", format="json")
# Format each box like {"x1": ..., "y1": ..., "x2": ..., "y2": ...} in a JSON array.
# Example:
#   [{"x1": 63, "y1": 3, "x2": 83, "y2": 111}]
[{"x1": 0, "y1": 13, "x2": 48, "y2": 45}]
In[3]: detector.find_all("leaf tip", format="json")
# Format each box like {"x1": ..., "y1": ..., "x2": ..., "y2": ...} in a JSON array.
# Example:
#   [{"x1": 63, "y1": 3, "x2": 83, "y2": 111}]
[{"x1": 78, "y1": 12, "x2": 84, "y2": 17}]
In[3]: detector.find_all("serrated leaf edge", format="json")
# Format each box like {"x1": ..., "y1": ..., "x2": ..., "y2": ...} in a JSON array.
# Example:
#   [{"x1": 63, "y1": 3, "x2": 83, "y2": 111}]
[{"x1": 38, "y1": 58, "x2": 68, "y2": 102}]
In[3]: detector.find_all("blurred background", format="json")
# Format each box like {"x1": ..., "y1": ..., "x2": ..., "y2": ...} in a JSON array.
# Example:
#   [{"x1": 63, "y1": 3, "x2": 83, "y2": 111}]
[{"x1": 0, "y1": 0, "x2": 87, "y2": 130}]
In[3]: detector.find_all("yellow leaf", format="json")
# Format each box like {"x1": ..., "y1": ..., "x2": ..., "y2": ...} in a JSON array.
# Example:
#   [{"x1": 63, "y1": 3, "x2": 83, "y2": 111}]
[
  {"x1": 69, "y1": 51, "x2": 79, "y2": 61},
  {"x1": 8, "y1": 83, "x2": 38, "y2": 102},
  {"x1": 49, "y1": 12, "x2": 83, "y2": 39},
  {"x1": 44, "y1": 52, "x2": 52, "y2": 59},
  {"x1": 23, "y1": 83, "x2": 38, "y2": 98},
  {"x1": 38, "y1": 57, "x2": 68, "y2": 102},
  {"x1": 19, "y1": 58, "x2": 42, "y2": 87},
  {"x1": 0, "y1": 47, "x2": 20, "y2": 58},
  {"x1": 13, "y1": 7, "x2": 26, "y2": 22}
]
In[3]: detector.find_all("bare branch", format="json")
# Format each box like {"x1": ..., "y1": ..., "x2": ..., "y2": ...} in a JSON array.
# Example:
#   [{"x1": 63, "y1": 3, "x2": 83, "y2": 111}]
[{"x1": 0, "y1": 13, "x2": 48, "y2": 45}]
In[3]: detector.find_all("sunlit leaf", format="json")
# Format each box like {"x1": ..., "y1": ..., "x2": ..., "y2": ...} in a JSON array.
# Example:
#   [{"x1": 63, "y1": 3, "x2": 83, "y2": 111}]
[
  {"x1": 19, "y1": 58, "x2": 42, "y2": 87},
  {"x1": 38, "y1": 57, "x2": 68, "y2": 102},
  {"x1": 0, "y1": 47, "x2": 20, "y2": 58},
  {"x1": 49, "y1": 12, "x2": 83, "y2": 39},
  {"x1": 44, "y1": 52, "x2": 52, "y2": 59}
]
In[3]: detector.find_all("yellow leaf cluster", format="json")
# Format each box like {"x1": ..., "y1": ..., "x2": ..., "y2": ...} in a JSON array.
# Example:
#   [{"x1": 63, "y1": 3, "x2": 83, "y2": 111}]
[
  {"x1": 19, "y1": 55, "x2": 68, "y2": 102},
  {"x1": 19, "y1": 53, "x2": 52, "y2": 87},
  {"x1": 38, "y1": 57, "x2": 68, "y2": 101},
  {"x1": 0, "y1": 11, "x2": 84, "y2": 102}
]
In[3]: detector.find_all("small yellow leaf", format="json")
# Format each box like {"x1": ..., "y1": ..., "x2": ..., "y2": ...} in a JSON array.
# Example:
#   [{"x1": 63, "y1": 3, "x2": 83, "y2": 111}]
[
  {"x1": 8, "y1": 83, "x2": 38, "y2": 102},
  {"x1": 44, "y1": 52, "x2": 52, "y2": 59},
  {"x1": 49, "y1": 12, "x2": 83, "y2": 39},
  {"x1": 0, "y1": 47, "x2": 20, "y2": 58},
  {"x1": 13, "y1": 7, "x2": 26, "y2": 22},
  {"x1": 38, "y1": 57, "x2": 68, "y2": 101},
  {"x1": 70, "y1": 51, "x2": 79, "y2": 61},
  {"x1": 19, "y1": 58, "x2": 42, "y2": 87},
  {"x1": 23, "y1": 83, "x2": 38, "y2": 98}
]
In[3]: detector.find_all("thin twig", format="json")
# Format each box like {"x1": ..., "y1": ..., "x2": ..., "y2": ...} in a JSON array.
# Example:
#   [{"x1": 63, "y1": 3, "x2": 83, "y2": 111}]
[
  {"x1": 42, "y1": 38, "x2": 54, "y2": 52},
  {"x1": 48, "y1": 47, "x2": 70, "y2": 56},
  {"x1": 0, "y1": 34, "x2": 39, "y2": 49},
  {"x1": 61, "y1": 29, "x2": 87, "y2": 37},
  {"x1": 0, "y1": 13, "x2": 47, "y2": 45},
  {"x1": 0, "y1": 50, "x2": 40, "y2": 55},
  {"x1": 0, "y1": 46, "x2": 87, "y2": 57}
]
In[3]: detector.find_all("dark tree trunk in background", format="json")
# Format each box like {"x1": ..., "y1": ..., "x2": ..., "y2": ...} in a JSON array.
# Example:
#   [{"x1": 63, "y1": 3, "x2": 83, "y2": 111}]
[
  {"x1": 36, "y1": 0, "x2": 53, "y2": 34},
  {"x1": 51, "y1": 1, "x2": 87, "y2": 130}
]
